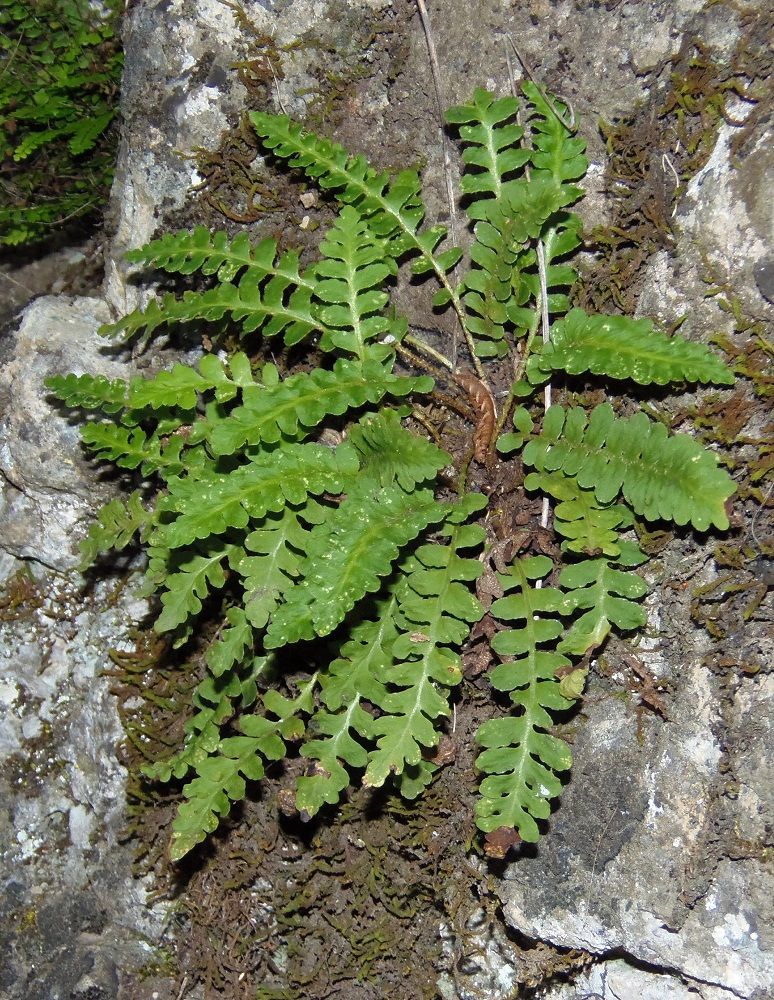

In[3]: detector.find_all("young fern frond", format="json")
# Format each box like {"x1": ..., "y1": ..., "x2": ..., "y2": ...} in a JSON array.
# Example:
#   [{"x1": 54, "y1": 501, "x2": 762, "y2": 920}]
[
  {"x1": 77, "y1": 490, "x2": 153, "y2": 569},
  {"x1": 297, "y1": 593, "x2": 399, "y2": 816}
]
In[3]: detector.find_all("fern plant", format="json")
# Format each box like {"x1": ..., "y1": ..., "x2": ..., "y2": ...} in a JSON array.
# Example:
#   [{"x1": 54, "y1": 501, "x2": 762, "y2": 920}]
[
  {"x1": 0, "y1": 0, "x2": 122, "y2": 246},
  {"x1": 47, "y1": 84, "x2": 736, "y2": 861}
]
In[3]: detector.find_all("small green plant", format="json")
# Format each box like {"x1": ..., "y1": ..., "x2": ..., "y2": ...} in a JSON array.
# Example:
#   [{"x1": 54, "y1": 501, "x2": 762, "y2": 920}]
[
  {"x1": 0, "y1": 0, "x2": 123, "y2": 246},
  {"x1": 47, "y1": 84, "x2": 736, "y2": 861}
]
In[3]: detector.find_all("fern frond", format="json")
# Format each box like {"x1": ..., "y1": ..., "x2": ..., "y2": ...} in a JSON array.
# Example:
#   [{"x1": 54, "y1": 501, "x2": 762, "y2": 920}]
[
  {"x1": 78, "y1": 490, "x2": 152, "y2": 569},
  {"x1": 475, "y1": 554, "x2": 574, "y2": 842},
  {"x1": 207, "y1": 356, "x2": 431, "y2": 455},
  {"x1": 347, "y1": 407, "x2": 451, "y2": 489},
  {"x1": 150, "y1": 442, "x2": 358, "y2": 549},
  {"x1": 170, "y1": 716, "x2": 285, "y2": 861},
  {"x1": 524, "y1": 469, "x2": 633, "y2": 557},
  {"x1": 533, "y1": 308, "x2": 735, "y2": 385},
  {"x1": 314, "y1": 205, "x2": 397, "y2": 358},
  {"x1": 155, "y1": 541, "x2": 239, "y2": 635},
  {"x1": 556, "y1": 545, "x2": 648, "y2": 656},
  {"x1": 45, "y1": 372, "x2": 128, "y2": 414},
  {"x1": 445, "y1": 89, "x2": 530, "y2": 206},
  {"x1": 125, "y1": 226, "x2": 282, "y2": 283},
  {"x1": 522, "y1": 81, "x2": 587, "y2": 191},
  {"x1": 79, "y1": 422, "x2": 188, "y2": 478},
  {"x1": 229, "y1": 502, "x2": 321, "y2": 629},
  {"x1": 523, "y1": 402, "x2": 736, "y2": 531},
  {"x1": 169, "y1": 679, "x2": 314, "y2": 860},
  {"x1": 363, "y1": 495, "x2": 485, "y2": 787},
  {"x1": 102, "y1": 246, "x2": 321, "y2": 349},
  {"x1": 250, "y1": 112, "x2": 459, "y2": 293},
  {"x1": 265, "y1": 484, "x2": 446, "y2": 646},
  {"x1": 296, "y1": 594, "x2": 399, "y2": 815}
]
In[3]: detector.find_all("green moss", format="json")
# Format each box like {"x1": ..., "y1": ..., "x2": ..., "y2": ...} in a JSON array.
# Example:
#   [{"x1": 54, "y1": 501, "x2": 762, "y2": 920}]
[{"x1": 0, "y1": 0, "x2": 123, "y2": 247}]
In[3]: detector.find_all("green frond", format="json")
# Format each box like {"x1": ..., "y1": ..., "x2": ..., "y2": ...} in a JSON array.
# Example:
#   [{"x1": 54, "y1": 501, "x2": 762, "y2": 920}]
[
  {"x1": 79, "y1": 422, "x2": 188, "y2": 478},
  {"x1": 524, "y1": 469, "x2": 633, "y2": 557},
  {"x1": 557, "y1": 546, "x2": 648, "y2": 656},
  {"x1": 475, "y1": 554, "x2": 574, "y2": 841},
  {"x1": 533, "y1": 308, "x2": 735, "y2": 385},
  {"x1": 143, "y1": 648, "x2": 271, "y2": 783},
  {"x1": 446, "y1": 86, "x2": 584, "y2": 356},
  {"x1": 522, "y1": 81, "x2": 587, "y2": 190},
  {"x1": 101, "y1": 246, "x2": 321, "y2": 349},
  {"x1": 250, "y1": 111, "x2": 459, "y2": 290},
  {"x1": 363, "y1": 495, "x2": 486, "y2": 787},
  {"x1": 314, "y1": 205, "x2": 397, "y2": 358},
  {"x1": 68, "y1": 109, "x2": 114, "y2": 155},
  {"x1": 149, "y1": 442, "x2": 358, "y2": 549},
  {"x1": 170, "y1": 714, "x2": 286, "y2": 861},
  {"x1": 347, "y1": 407, "x2": 451, "y2": 489},
  {"x1": 296, "y1": 596, "x2": 399, "y2": 815},
  {"x1": 78, "y1": 490, "x2": 152, "y2": 569},
  {"x1": 523, "y1": 402, "x2": 736, "y2": 531},
  {"x1": 45, "y1": 372, "x2": 128, "y2": 414},
  {"x1": 206, "y1": 356, "x2": 431, "y2": 455},
  {"x1": 229, "y1": 502, "x2": 321, "y2": 629},
  {"x1": 506, "y1": 209, "x2": 582, "y2": 336},
  {"x1": 155, "y1": 541, "x2": 239, "y2": 636},
  {"x1": 445, "y1": 88, "x2": 530, "y2": 206},
  {"x1": 125, "y1": 226, "x2": 282, "y2": 283},
  {"x1": 265, "y1": 484, "x2": 446, "y2": 646}
]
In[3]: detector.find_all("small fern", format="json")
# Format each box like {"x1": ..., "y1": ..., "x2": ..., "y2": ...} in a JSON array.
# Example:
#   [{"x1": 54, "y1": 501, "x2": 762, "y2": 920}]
[{"x1": 47, "y1": 82, "x2": 736, "y2": 861}]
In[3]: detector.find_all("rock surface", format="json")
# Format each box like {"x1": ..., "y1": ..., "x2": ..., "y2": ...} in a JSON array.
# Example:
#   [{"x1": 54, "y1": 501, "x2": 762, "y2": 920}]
[{"x1": 0, "y1": 296, "x2": 131, "y2": 570}]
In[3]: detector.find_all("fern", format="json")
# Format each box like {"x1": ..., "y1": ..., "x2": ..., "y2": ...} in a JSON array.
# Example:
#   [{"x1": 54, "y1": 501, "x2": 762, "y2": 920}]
[
  {"x1": 534, "y1": 308, "x2": 736, "y2": 386},
  {"x1": 476, "y1": 555, "x2": 574, "y2": 841},
  {"x1": 47, "y1": 83, "x2": 738, "y2": 861},
  {"x1": 523, "y1": 402, "x2": 734, "y2": 531}
]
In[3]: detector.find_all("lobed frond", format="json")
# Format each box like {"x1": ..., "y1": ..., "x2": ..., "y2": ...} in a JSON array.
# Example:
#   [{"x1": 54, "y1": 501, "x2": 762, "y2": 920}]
[
  {"x1": 265, "y1": 484, "x2": 446, "y2": 646},
  {"x1": 476, "y1": 554, "x2": 574, "y2": 841},
  {"x1": 78, "y1": 490, "x2": 152, "y2": 569},
  {"x1": 102, "y1": 244, "x2": 321, "y2": 349},
  {"x1": 556, "y1": 544, "x2": 648, "y2": 656},
  {"x1": 250, "y1": 111, "x2": 460, "y2": 290},
  {"x1": 363, "y1": 494, "x2": 486, "y2": 787},
  {"x1": 533, "y1": 308, "x2": 735, "y2": 385},
  {"x1": 523, "y1": 402, "x2": 736, "y2": 531}
]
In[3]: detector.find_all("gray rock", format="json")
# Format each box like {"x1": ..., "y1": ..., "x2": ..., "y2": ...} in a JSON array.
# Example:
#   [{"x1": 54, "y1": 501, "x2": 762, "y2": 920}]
[
  {"x1": 0, "y1": 559, "x2": 166, "y2": 1000},
  {"x1": 0, "y1": 296, "x2": 130, "y2": 570}
]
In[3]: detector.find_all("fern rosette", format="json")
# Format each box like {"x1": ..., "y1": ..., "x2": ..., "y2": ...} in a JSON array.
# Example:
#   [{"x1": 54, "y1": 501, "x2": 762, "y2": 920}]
[{"x1": 46, "y1": 80, "x2": 737, "y2": 862}]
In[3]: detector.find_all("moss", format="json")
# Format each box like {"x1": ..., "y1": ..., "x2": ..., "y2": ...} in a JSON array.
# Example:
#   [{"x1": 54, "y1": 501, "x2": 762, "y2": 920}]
[
  {"x1": 579, "y1": 4, "x2": 771, "y2": 315},
  {"x1": 0, "y1": 565, "x2": 44, "y2": 621}
]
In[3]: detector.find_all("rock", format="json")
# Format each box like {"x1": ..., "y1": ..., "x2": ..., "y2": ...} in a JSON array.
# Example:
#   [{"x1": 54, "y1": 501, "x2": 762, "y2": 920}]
[
  {"x1": 0, "y1": 296, "x2": 130, "y2": 571},
  {"x1": 0, "y1": 560, "x2": 166, "y2": 1000}
]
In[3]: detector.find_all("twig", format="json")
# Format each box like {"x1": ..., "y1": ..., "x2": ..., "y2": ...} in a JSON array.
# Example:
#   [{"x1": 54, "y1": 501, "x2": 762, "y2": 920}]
[
  {"x1": 415, "y1": 0, "x2": 473, "y2": 374},
  {"x1": 404, "y1": 331, "x2": 454, "y2": 371},
  {"x1": 266, "y1": 54, "x2": 287, "y2": 115},
  {"x1": 536, "y1": 239, "x2": 552, "y2": 531}
]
